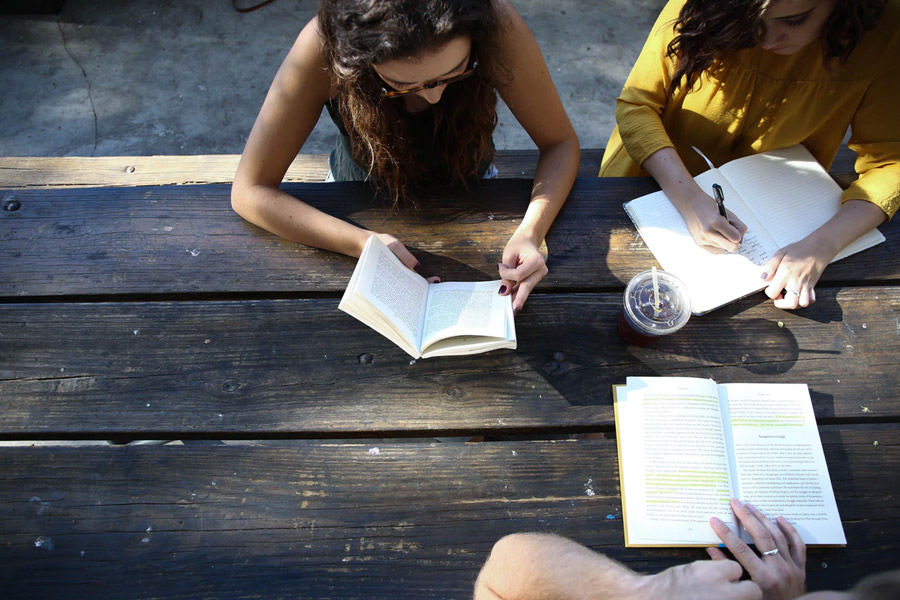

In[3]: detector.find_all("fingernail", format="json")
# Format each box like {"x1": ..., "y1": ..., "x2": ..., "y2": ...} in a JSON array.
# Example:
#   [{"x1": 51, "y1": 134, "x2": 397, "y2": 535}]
[
  {"x1": 745, "y1": 502, "x2": 756, "y2": 511},
  {"x1": 710, "y1": 517, "x2": 722, "y2": 526},
  {"x1": 718, "y1": 543, "x2": 726, "y2": 548},
  {"x1": 414, "y1": 262, "x2": 422, "y2": 272},
  {"x1": 499, "y1": 285, "x2": 507, "y2": 294},
  {"x1": 760, "y1": 272, "x2": 768, "y2": 279},
  {"x1": 514, "y1": 307, "x2": 519, "y2": 316}
]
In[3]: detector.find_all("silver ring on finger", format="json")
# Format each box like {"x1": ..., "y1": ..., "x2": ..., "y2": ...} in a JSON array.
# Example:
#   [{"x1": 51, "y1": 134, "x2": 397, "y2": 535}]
[
  {"x1": 784, "y1": 289, "x2": 800, "y2": 298},
  {"x1": 761, "y1": 548, "x2": 780, "y2": 557}
]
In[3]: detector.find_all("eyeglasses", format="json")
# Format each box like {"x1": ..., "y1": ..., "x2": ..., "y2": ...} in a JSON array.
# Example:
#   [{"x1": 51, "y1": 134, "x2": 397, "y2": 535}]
[{"x1": 380, "y1": 60, "x2": 479, "y2": 98}]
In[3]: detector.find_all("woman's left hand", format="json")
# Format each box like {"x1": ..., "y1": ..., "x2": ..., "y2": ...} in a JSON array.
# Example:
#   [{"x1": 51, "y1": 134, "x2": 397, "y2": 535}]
[
  {"x1": 498, "y1": 233, "x2": 548, "y2": 314},
  {"x1": 760, "y1": 236, "x2": 834, "y2": 310}
]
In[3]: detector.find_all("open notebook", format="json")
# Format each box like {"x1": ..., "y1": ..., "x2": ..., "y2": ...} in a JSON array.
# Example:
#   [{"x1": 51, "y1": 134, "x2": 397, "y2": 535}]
[{"x1": 623, "y1": 145, "x2": 885, "y2": 314}]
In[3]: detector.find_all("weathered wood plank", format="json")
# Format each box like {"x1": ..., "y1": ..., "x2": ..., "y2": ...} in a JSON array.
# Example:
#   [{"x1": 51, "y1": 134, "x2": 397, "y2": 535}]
[
  {"x1": 0, "y1": 429, "x2": 895, "y2": 599},
  {"x1": 1, "y1": 287, "x2": 896, "y2": 438},
  {"x1": 0, "y1": 149, "x2": 606, "y2": 188},
  {"x1": 2, "y1": 178, "x2": 895, "y2": 297},
  {"x1": 0, "y1": 154, "x2": 329, "y2": 188}
]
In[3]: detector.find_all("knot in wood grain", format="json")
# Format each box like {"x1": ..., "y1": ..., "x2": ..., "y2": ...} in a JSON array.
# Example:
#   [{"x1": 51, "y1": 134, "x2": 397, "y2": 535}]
[
  {"x1": 444, "y1": 386, "x2": 463, "y2": 397},
  {"x1": 552, "y1": 351, "x2": 565, "y2": 363},
  {"x1": 221, "y1": 379, "x2": 240, "y2": 393}
]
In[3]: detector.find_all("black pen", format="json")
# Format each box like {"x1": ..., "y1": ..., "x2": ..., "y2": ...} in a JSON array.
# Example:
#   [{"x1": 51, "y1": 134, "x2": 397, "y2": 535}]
[{"x1": 712, "y1": 183, "x2": 727, "y2": 219}]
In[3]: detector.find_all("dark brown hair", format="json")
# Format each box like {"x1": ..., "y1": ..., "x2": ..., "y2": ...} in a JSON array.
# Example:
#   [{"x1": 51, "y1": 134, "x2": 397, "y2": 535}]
[
  {"x1": 318, "y1": 0, "x2": 509, "y2": 207},
  {"x1": 665, "y1": 0, "x2": 887, "y2": 95}
]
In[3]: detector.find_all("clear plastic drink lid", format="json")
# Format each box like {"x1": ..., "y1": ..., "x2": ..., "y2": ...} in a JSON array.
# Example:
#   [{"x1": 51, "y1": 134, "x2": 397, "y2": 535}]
[{"x1": 623, "y1": 270, "x2": 692, "y2": 336}]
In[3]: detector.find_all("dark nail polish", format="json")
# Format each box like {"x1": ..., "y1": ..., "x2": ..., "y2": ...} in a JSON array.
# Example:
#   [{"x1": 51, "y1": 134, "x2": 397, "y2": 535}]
[
  {"x1": 760, "y1": 272, "x2": 768, "y2": 279},
  {"x1": 514, "y1": 307, "x2": 520, "y2": 316},
  {"x1": 499, "y1": 285, "x2": 507, "y2": 294},
  {"x1": 413, "y1": 262, "x2": 422, "y2": 272}
]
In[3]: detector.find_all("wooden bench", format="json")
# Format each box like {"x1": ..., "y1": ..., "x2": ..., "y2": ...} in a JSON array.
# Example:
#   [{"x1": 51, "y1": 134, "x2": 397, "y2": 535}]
[
  {"x1": 0, "y1": 149, "x2": 604, "y2": 188},
  {"x1": 1, "y1": 150, "x2": 896, "y2": 598},
  {"x1": 0, "y1": 146, "x2": 858, "y2": 188}
]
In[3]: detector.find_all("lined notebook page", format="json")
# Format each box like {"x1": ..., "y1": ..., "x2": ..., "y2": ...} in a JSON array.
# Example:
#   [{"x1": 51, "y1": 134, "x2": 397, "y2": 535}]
[
  {"x1": 624, "y1": 173, "x2": 778, "y2": 314},
  {"x1": 719, "y1": 145, "x2": 885, "y2": 258}
]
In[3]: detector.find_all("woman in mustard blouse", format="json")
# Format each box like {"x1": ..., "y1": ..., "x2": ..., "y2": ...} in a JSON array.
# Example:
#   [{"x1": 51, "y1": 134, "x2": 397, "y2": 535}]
[{"x1": 601, "y1": 0, "x2": 899, "y2": 310}]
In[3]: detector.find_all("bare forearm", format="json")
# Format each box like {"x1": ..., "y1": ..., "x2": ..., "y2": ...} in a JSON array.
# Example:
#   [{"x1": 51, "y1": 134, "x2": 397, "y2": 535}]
[
  {"x1": 641, "y1": 147, "x2": 703, "y2": 211},
  {"x1": 231, "y1": 183, "x2": 371, "y2": 257},
  {"x1": 806, "y1": 199, "x2": 886, "y2": 259},
  {"x1": 473, "y1": 534, "x2": 641, "y2": 600},
  {"x1": 641, "y1": 147, "x2": 747, "y2": 251},
  {"x1": 517, "y1": 138, "x2": 580, "y2": 245}
]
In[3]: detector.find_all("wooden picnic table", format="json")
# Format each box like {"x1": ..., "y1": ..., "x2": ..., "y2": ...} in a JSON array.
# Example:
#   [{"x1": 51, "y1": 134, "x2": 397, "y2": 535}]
[{"x1": 0, "y1": 150, "x2": 897, "y2": 599}]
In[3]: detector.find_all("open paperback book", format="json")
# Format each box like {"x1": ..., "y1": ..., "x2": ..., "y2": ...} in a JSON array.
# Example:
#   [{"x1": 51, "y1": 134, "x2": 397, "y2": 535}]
[
  {"x1": 338, "y1": 234, "x2": 516, "y2": 359},
  {"x1": 623, "y1": 144, "x2": 885, "y2": 314},
  {"x1": 613, "y1": 376, "x2": 846, "y2": 547}
]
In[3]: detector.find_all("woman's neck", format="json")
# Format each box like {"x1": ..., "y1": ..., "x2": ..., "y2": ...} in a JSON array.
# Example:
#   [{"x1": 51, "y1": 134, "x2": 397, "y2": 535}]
[{"x1": 402, "y1": 95, "x2": 434, "y2": 114}]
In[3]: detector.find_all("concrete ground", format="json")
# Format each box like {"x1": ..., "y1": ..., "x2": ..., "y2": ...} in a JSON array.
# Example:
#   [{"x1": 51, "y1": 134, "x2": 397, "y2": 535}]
[{"x1": 0, "y1": 0, "x2": 666, "y2": 158}]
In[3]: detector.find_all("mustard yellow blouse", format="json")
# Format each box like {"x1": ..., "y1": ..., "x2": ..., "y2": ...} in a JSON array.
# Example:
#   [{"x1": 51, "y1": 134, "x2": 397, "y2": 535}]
[{"x1": 600, "y1": 0, "x2": 900, "y2": 219}]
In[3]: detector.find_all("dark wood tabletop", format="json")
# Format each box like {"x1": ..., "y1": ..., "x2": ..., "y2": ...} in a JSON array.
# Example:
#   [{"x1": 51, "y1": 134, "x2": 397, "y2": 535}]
[{"x1": 1, "y1": 159, "x2": 898, "y2": 599}]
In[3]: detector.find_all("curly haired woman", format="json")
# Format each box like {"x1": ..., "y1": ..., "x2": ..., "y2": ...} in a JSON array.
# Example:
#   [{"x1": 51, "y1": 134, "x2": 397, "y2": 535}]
[
  {"x1": 232, "y1": 0, "x2": 579, "y2": 313},
  {"x1": 601, "y1": 0, "x2": 898, "y2": 310}
]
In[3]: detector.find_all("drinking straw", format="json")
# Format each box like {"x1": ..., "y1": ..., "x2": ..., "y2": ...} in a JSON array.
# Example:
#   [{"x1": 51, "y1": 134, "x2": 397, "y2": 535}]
[{"x1": 652, "y1": 266, "x2": 660, "y2": 312}]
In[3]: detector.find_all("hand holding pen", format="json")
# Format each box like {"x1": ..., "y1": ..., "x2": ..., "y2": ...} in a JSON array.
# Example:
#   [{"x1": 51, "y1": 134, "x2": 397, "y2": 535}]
[{"x1": 688, "y1": 182, "x2": 747, "y2": 253}]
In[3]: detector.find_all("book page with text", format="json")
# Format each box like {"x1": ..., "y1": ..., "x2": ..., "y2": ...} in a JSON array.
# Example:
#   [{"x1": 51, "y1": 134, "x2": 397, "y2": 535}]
[
  {"x1": 420, "y1": 281, "x2": 510, "y2": 350},
  {"x1": 340, "y1": 235, "x2": 430, "y2": 355},
  {"x1": 618, "y1": 377, "x2": 738, "y2": 545},
  {"x1": 719, "y1": 145, "x2": 883, "y2": 258},
  {"x1": 719, "y1": 383, "x2": 846, "y2": 545}
]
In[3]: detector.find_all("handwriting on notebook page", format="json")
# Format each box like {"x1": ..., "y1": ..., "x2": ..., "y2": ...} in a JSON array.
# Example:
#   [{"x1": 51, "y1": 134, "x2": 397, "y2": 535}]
[{"x1": 734, "y1": 230, "x2": 770, "y2": 266}]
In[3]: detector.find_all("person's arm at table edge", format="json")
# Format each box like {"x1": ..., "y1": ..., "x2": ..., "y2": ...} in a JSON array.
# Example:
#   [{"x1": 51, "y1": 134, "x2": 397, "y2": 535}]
[
  {"x1": 231, "y1": 17, "x2": 374, "y2": 259},
  {"x1": 616, "y1": 97, "x2": 749, "y2": 252},
  {"x1": 762, "y1": 50, "x2": 898, "y2": 308},
  {"x1": 493, "y1": 0, "x2": 580, "y2": 309},
  {"x1": 642, "y1": 147, "x2": 747, "y2": 252},
  {"x1": 473, "y1": 533, "x2": 643, "y2": 600},
  {"x1": 473, "y1": 532, "x2": 762, "y2": 600}
]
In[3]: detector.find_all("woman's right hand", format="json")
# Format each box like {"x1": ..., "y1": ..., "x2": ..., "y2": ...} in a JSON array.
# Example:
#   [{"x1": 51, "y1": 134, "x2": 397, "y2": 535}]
[
  {"x1": 677, "y1": 189, "x2": 748, "y2": 253},
  {"x1": 641, "y1": 148, "x2": 747, "y2": 253}
]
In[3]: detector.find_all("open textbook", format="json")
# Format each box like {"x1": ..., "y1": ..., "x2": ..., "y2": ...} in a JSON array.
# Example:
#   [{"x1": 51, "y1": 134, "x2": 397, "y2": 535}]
[
  {"x1": 623, "y1": 144, "x2": 885, "y2": 314},
  {"x1": 338, "y1": 235, "x2": 516, "y2": 359},
  {"x1": 613, "y1": 376, "x2": 846, "y2": 548}
]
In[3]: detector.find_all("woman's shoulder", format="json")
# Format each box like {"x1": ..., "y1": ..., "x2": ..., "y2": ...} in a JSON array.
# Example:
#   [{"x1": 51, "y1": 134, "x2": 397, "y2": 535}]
[
  {"x1": 286, "y1": 16, "x2": 328, "y2": 66},
  {"x1": 278, "y1": 16, "x2": 335, "y2": 99}
]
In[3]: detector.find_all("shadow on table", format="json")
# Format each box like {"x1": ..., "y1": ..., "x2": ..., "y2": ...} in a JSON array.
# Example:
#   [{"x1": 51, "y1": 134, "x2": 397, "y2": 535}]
[{"x1": 514, "y1": 290, "x2": 848, "y2": 418}]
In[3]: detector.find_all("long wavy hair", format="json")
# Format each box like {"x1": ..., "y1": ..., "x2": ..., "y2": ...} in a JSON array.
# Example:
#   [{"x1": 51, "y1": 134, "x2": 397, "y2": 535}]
[
  {"x1": 665, "y1": 0, "x2": 887, "y2": 95},
  {"x1": 318, "y1": 0, "x2": 508, "y2": 207}
]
